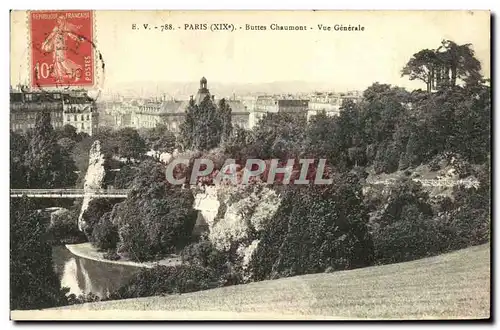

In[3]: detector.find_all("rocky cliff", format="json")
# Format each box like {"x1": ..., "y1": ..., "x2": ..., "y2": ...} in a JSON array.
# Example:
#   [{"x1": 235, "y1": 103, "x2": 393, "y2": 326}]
[
  {"x1": 78, "y1": 140, "x2": 106, "y2": 231},
  {"x1": 193, "y1": 184, "x2": 282, "y2": 279}
]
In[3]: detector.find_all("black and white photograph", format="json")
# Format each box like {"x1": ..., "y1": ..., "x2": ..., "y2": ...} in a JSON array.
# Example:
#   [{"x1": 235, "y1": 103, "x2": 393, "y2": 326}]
[{"x1": 8, "y1": 10, "x2": 491, "y2": 320}]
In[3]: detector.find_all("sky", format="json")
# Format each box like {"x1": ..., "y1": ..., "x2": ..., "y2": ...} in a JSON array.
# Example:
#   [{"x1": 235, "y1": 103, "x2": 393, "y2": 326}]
[{"x1": 10, "y1": 10, "x2": 491, "y2": 92}]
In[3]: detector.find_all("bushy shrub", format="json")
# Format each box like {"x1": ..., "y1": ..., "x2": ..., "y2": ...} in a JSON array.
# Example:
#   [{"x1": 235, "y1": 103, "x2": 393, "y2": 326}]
[
  {"x1": 372, "y1": 167, "x2": 490, "y2": 265},
  {"x1": 114, "y1": 160, "x2": 198, "y2": 261},
  {"x1": 180, "y1": 240, "x2": 242, "y2": 286},
  {"x1": 372, "y1": 179, "x2": 432, "y2": 263},
  {"x1": 91, "y1": 212, "x2": 119, "y2": 251},
  {"x1": 180, "y1": 240, "x2": 228, "y2": 270},
  {"x1": 81, "y1": 199, "x2": 115, "y2": 240},
  {"x1": 250, "y1": 174, "x2": 374, "y2": 281},
  {"x1": 109, "y1": 264, "x2": 222, "y2": 300},
  {"x1": 67, "y1": 292, "x2": 100, "y2": 305},
  {"x1": 373, "y1": 142, "x2": 400, "y2": 174},
  {"x1": 372, "y1": 204, "x2": 453, "y2": 264},
  {"x1": 112, "y1": 164, "x2": 138, "y2": 189},
  {"x1": 446, "y1": 176, "x2": 490, "y2": 248},
  {"x1": 47, "y1": 208, "x2": 86, "y2": 244}
]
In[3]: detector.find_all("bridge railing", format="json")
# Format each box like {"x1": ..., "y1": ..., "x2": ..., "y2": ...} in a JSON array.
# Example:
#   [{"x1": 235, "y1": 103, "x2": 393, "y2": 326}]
[{"x1": 10, "y1": 188, "x2": 131, "y2": 196}]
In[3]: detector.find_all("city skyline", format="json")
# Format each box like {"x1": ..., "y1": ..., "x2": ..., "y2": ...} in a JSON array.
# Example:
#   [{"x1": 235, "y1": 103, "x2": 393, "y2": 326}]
[{"x1": 10, "y1": 11, "x2": 490, "y2": 93}]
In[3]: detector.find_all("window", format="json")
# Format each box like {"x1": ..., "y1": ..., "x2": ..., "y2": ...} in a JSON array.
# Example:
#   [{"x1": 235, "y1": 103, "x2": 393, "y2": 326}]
[
  {"x1": 81, "y1": 115, "x2": 84, "y2": 121},
  {"x1": 87, "y1": 114, "x2": 90, "y2": 120},
  {"x1": 74, "y1": 115, "x2": 77, "y2": 121},
  {"x1": 81, "y1": 123, "x2": 84, "y2": 129}
]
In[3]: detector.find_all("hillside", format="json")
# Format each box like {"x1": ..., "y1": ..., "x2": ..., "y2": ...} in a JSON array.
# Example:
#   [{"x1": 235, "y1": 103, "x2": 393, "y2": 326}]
[{"x1": 12, "y1": 244, "x2": 490, "y2": 320}]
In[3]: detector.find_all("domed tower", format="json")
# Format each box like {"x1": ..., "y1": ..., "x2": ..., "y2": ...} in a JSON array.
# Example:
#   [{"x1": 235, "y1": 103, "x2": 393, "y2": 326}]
[{"x1": 195, "y1": 76, "x2": 211, "y2": 105}]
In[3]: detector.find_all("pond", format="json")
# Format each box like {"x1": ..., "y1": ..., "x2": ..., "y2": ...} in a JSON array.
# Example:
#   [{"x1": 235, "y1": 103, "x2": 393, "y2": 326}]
[{"x1": 52, "y1": 246, "x2": 140, "y2": 298}]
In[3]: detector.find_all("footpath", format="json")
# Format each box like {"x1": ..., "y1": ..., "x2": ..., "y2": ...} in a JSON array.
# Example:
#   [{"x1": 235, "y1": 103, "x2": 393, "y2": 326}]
[{"x1": 65, "y1": 242, "x2": 181, "y2": 269}]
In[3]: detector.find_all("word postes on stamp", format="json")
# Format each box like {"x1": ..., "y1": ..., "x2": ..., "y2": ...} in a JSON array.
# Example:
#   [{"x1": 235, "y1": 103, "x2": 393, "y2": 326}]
[{"x1": 29, "y1": 10, "x2": 94, "y2": 88}]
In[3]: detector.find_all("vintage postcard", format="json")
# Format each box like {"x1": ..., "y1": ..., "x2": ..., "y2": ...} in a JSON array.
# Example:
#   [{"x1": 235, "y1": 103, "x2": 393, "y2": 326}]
[{"x1": 9, "y1": 10, "x2": 491, "y2": 321}]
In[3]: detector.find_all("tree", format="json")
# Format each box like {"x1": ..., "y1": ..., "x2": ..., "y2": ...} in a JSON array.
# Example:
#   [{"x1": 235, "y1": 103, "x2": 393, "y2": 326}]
[
  {"x1": 10, "y1": 197, "x2": 68, "y2": 310},
  {"x1": 437, "y1": 40, "x2": 482, "y2": 88},
  {"x1": 195, "y1": 96, "x2": 223, "y2": 151},
  {"x1": 81, "y1": 198, "x2": 116, "y2": 240},
  {"x1": 54, "y1": 124, "x2": 78, "y2": 141},
  {"x1": 250, "y1": 174, "x2": 374, "y2": 281},
  {"x1": 91, "y1": 211, "x2": 119, "y2": 251},
  {"x1": 57, "y1": 137, "x2": 76, "y2": 155},
  {"x1": 218, "y1": 98, "x2": 233, "y2": 144},
  {"x1": 10, "y1": 131, "x2": 28, "y2": 188},
  {"x1": 24, "y1": 111, "x2": 77, "y2": 188},
  {"x1": 249, "y1": 112, "x2": 306, "y2": 160},
  {"x1": 361, "y1": 83, "x2": 409, "y2": 145},
  {"x1": 222, "y1": 126, "x2": 252, "y2": 161},
  {"x1": 94, "y1": 127, "x2": 119, "y2": 158},
  {"x1": 303, "y1": 111, "x2": 346, "y2": 169},
  {"x1": 401, "y1": 49, "x2": 440, "y2": 92},
  {"x1": 402, "y1": 40, "x2": 483, "y2": 92},
  {"x1": 370, "y1": 179, "x2": 460, "y2": 264},
  {"x1": 116, "y1": 127, "x2": 147, "y2": 161},
  {"x1": 179, "y1": 96, "x2": 229, "y2": 151},
  {"x1": 112, "y1": 160, "x2": 198, "y2": 261},
  {"x1": 113, "y1": 164, "x2": 139, "y2": 189},
  {"x1": 72, "y1": 136, "x2": 97, "y2": 188},
  {"x1": 452, "y1": 84, "x2": 491, "y2": 163},
  {"x1": 179, "y1": 98, "x2": 197, "y2": 150},
  {"x1": 142, "y1": 124, "x2": 176, "y2": 154}
]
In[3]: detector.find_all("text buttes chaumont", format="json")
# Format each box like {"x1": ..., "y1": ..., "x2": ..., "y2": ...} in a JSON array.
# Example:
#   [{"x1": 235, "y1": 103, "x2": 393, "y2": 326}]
[{"x1": 243, "y1": 24, "x2": 365, "y2": 31}]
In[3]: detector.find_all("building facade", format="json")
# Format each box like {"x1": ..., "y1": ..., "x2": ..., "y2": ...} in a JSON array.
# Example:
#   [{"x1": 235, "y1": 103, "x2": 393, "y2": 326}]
[
  {"x1": 251, "y1": 95, "x2": 309, "y2": 128},
  {"x1": 277, "y1": 99, "x2": 309, "y2": 114},
  {"x1": 227, "y1": 100, "x2": 250, "y2": 129},
  {"x1": 307, "y1": 91, "x2": 362, "y2": 120},
  {"x1": 98, "y1": 100, "x2": 137, "y2": 129},
  {"x1": 62, "y1": 92, "x2": 99, "y2": 136},
  {"x1": 10, "y1": 91, "x2": 64, "y2": 133},
  {"x1": 10, "y1": 89, "x2": 99, "y2": 135},
  {"x1": 130, "y1": 99, "x2": 188, "y2": 132}
]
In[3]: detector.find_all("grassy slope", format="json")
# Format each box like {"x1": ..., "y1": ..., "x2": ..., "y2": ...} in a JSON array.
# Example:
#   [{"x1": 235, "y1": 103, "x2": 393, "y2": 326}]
[{"x1": 42, "y1": 243, "x2": 491, "y2": 320}]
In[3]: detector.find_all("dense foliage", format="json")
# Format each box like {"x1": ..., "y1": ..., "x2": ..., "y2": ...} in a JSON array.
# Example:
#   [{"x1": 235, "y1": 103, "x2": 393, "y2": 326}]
[
  {"x1": 371, "y1": 172, "x2": 490, "y2": 264},
  {"x1": 112, "y1": 160, "x2": 198, "y2": 261},
  {"x1": 10, "y1": 198, "x2": 68, "y2": 310},
  {"x1": 179, "y1": 96, "x2": 233, "y2": 151},
  {"x1": 250, "y1": 173, "x2": 374, "y2": 281},
  {"x1": 180, "y1": 240, "x2": 229, "y2": 271},
  {"x1": 19, "y1": 112, "x2": 77, "y2": 188},
  {"x1": 81, "y1": 199, "x2": 116, "y2": 240},
  {"x1": 109, "y1": 264, "x2": 222, "y2": 300},
  {"x1": 91, "y1": 211, "x2": 120, "y2": 251},
  {"x1": 47, "y1": 208, "x2": 86, "y2": 245},
  {"x1": 140, "y1": 124, "x2": 176, "y2": 153}
]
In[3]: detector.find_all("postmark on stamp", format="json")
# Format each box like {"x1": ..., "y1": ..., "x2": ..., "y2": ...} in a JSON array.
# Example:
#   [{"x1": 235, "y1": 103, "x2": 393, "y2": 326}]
[{"x1": 29, "y1": 10, "x2": 95, "y2": 88}]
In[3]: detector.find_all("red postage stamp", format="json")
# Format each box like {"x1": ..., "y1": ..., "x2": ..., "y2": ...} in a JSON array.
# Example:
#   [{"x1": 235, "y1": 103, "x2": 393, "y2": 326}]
[{"x1": 29, "y1": 10, "x2": 94, "y2": 88}]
